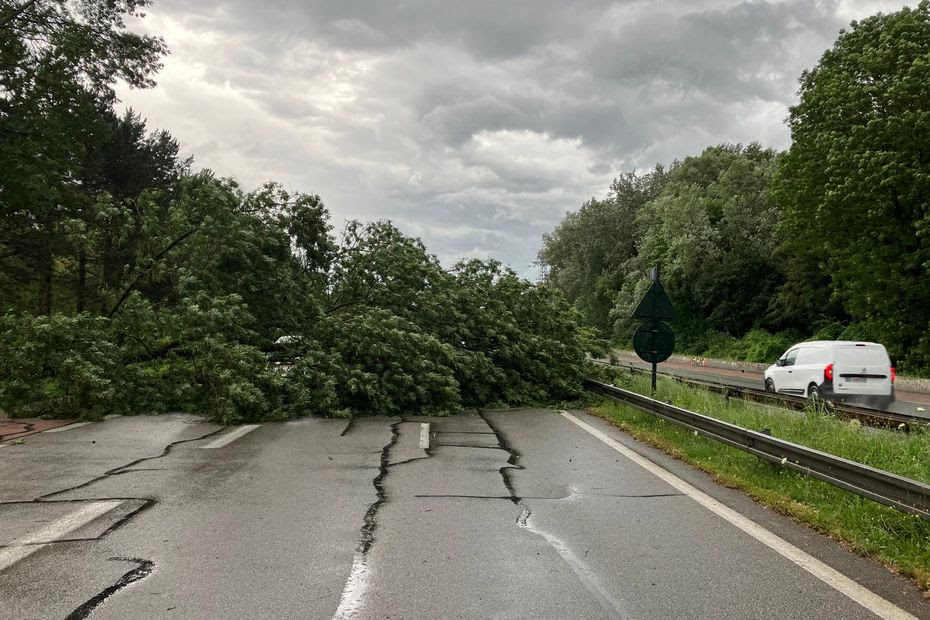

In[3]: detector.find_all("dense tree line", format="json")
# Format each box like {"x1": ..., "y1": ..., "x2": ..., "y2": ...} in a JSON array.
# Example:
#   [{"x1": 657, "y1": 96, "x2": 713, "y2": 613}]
[
  {"x1": 539, "y1": 4, "x2": 930, "y2": 371},
  {"x1": 0, "y1": 1, "x2": 587, "y2": 421}
]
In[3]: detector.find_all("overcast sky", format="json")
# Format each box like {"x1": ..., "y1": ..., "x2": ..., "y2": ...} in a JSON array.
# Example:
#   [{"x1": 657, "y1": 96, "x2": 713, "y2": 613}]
[{"x1": 117, "y1": 0, "x2": 911, "y2": 278}]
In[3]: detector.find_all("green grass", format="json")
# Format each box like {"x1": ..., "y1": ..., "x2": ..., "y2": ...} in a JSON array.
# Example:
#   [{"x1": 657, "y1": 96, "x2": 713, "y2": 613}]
[{"x1": 589, "y1": 371, "x2": 930, "y2": 594}]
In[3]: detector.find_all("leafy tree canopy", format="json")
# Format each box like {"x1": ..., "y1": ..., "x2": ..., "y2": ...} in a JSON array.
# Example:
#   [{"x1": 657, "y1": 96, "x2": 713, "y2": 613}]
[
  {"x1": 776, "y1": 1, "x2": 930, "y2": 366},
  {"x1": 539, "y1": 4, "x2": 930, "y2": 370}
]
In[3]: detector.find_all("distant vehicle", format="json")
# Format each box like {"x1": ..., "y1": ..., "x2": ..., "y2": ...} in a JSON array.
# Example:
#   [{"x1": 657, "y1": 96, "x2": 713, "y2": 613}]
[{"x1": 763, "y1": 341, "x2": 895, "y2": 409}]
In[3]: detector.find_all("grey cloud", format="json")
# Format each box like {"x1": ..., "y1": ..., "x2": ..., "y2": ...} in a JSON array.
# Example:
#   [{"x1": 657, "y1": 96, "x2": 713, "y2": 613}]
[
  {"x1": 591, "y1": 1, "x2": 842, "y2": 102},
  {"x1": 421, "y1": 96, "x2": 529, "y2": 145},
  {"x1": 121, "y1": 0, "x2": 908, "y2": 277},
  {"x1": 158, "y1": 0, "x2": 618, "y2": 58}
]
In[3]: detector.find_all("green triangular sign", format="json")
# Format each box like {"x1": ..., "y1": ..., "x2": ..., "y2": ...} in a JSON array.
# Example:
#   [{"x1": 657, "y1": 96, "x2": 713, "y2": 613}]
[{"x1": 632, "y1": 280, "x2": 676, "y2": 321}]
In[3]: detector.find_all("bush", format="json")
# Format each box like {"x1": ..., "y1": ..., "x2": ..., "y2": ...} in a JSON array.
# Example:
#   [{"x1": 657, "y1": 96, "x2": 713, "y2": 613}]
[
  {"x1": 691, "y1": 328, "x2": 801, "y2": 363},
  {"x1": 1, "y1": 226, "x2": 589, "y2": 422},
  {"x1": 0, "y1": 313, "x2": 124, "y2": 419},
  {"x1": 695, "y1": 330, "x2": 741, "y2": 360},
  {"x1": 738, "y1": 329, "x2": 802, "y2": 362},
  {"x1": 309, "y1": 310, "x2": 462, "y2": 417}
]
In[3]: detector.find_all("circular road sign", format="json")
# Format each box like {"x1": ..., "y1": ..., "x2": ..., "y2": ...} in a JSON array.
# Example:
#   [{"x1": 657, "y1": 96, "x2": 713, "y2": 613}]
[{"x1": 633, "y1": 321, "x2": 675, "y2": 364}]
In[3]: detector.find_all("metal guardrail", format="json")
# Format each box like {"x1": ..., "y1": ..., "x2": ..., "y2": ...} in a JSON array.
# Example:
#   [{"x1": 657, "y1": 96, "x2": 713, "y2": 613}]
[
  {"x1": 593, "y1": 359, "x2": 929, "y2": 429},
  {"x1": 584, "y1": 378, "x2": 930, "y2": 520}
]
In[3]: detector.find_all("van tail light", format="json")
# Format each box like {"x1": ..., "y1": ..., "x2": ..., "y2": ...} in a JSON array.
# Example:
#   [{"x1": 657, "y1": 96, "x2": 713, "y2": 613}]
[
  {"x1": 890, "y1": 366, "x2": 896, "y2": 383},
  {"x1": 824, "y1": 363, "x2": 833, "y2": 381}
]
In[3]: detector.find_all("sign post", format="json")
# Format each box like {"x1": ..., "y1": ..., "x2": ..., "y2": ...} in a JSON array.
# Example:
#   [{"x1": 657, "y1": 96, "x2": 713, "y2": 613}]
[{"x1": 631, "y1": 265, "x2": 676, "y2": 394}]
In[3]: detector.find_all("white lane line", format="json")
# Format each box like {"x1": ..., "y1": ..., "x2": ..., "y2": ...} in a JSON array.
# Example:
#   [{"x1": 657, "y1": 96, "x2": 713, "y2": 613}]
[
  {"x1": 0, "y1": 500, "x2": 123, "y2": 572},
  {"x1": 44, "y1": 421, "x2": 92, "y2": 433},
  {"x1": 332, "y1": 550, "x2": 370, "y2": 620},
  {"x1": 419, "y1": 423, "x2": 430, "y2": 449},
  {"x1": 522, "y1": 519, "x2": 626, "y2": 619},
  {"x1": 200, "y1": 424, "x2": 261, "y2": 449},
  {"x1": 559, "y1": 411, "x2": 916, "y2": 620}
]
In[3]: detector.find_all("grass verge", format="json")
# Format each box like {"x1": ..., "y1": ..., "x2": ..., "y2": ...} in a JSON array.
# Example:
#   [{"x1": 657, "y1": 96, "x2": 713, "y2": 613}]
[{"x1": 588, "y1": 370, "x2": 930, "y2": 595}]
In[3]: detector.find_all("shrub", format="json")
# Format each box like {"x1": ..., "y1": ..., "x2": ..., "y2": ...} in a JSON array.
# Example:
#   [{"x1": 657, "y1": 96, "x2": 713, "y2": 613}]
[{"x1": 0, "y1": 313, "x2": 124, "y2": 419}]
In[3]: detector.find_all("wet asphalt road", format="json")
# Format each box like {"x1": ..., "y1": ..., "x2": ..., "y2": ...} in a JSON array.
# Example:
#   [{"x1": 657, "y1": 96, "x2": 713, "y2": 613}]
[{"x1": 1, "y1": 410, "x2": 928, "y2": 619}]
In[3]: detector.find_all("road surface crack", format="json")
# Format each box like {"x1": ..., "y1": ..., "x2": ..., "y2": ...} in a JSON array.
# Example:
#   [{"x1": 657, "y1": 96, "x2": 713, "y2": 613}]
[
  {"x1": 1, "y1": 428, "x2": 223, "y2": 550},
  {"x1": 340, "y1": 417, "x2": 356, "y2": 437},
  {"x1": 477, "y1": 409, "x2": 531, "y2": 525},
  {"x1": 478, "y1": 409, "x2": 627, "y2": 620},
  {"x1": 35, "y1": 427, "x2": 224, "y2": 501},
  {"x1": 64, "y1": 557, "x2": 154, "y2": 620},
  {"x1": 357, "y1": 419, "x2": 402, "y2": 554},
  {"x1": 333, "y1": 417, "x2": 435, "y2": 619}
]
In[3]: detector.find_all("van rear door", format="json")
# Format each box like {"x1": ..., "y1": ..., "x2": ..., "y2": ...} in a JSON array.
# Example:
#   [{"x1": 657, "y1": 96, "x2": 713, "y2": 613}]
[{"x1": 833, "y1": 344, "x2": 892, "y2": 397}]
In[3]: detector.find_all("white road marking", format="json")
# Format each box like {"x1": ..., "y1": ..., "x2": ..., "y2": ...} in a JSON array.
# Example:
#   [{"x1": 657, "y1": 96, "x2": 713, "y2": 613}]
[
  {"x1": 0, "y1": 500, "x2": 123, "y2": 572},
  {"x1": 332, "y1": 550, "x2": 370, "y2": 620},
  {"x1": 44, "y1": 421, "x2": 92, "y2": 433},
  {"x1": 419, "y1": 423, "x2": 430, "y2": 449},
  {"x1": 521, "y1": 518, "x2": 626, "y2": 619},
  {"x1": 200, "y1": 424, "x2": 261, "y2": 449},
  {"x1": 559, "y1": 410, "x2": 916, "y2": 620}
]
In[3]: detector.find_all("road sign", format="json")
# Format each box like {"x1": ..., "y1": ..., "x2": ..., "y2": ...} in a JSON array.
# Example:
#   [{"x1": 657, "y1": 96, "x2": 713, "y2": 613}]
[
  {"x1": 632, "y1": 280, "x2": 676, "y2": 321},
  {"x1": 632, "y1": 321, "x2": 675, "y2": 364},
  {"x1": 631, "y1": 265, "x2": 676, "y2": 394}
]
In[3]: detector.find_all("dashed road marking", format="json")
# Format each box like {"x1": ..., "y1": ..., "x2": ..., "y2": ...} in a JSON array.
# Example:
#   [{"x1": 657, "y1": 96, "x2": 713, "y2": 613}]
[
  {"x1": 44, "y1": 421, "x2": 92, "y2": 433},
  {"x1": 559, "y1": 410, "x2": 916, "y2": 620},
  {"x1": 0, "y1": 501, "x2": 123, "y2": 572},
  {"x1": 419, "y1": 423, "x2": 430, "y2": 449},
  {"x1": 200, "y1": 424, "x2": 261, "y2": 449}
]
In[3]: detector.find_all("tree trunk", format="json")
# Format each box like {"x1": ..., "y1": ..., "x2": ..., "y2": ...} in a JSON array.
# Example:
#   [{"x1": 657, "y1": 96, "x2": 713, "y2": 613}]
[
  {"x1": 100, "y1": 232, "x2": 113, "y2": 314},
  {"x1": 38, "y1": 250, "x2": 53, "y2": 315},
  {"x1": 76, "y1": 250, "x2": 87, "y2": 312}
]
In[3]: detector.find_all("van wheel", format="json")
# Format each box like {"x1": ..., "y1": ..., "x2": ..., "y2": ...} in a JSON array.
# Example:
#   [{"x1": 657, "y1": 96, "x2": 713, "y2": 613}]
[
  {"x1": 764, "y1": 379, "x2": 775, "y2": 392},
  {"x1": 808, "y1": 383, "x2": 821, "y2": 401}
]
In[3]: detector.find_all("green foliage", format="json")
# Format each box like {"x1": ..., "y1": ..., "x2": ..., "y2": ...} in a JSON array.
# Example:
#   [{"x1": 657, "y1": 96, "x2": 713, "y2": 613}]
[
  {"x1": 1, "y1": 157, "x2": 588, "y2": 422},
  {"x1": 1, "y1": 1, "x2": 167, "y2": 315},
  {"x1": 448, "y1": 260, "x2": 585, "y2": 406},
  {"x1": 696, "y1": 328, "x2": 804, "y2": 363},
  {"x1": 775, "y1": 2, "x2": 930, "y2": 368},
  {"x1": 538, "y1": 168, "x2": 668, "y2": 332},
  {"x1": 539, "y1": 143, "x2": 785, "y2": 356},
  {"x1": 0, "y1": 312, "x2": 123, "y2": 419},
  {"x1": 539, "y1": 4, "x2": 930, "y2": 372},
  {"x1": 599, "y1": 144, "x2": 782, "y2": 349},
  {"x1": 318, "y1": 311, "x2": 462, "y2": 417}
]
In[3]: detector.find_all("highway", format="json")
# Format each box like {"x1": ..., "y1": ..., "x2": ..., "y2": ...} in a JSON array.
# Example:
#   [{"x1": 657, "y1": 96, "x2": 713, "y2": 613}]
[
  {"x1": 1, "y1": 411, "x2": 928, "y2": 619},
  {"x1": 615, "y1": 354, "x2": 930, "y2": 420}
]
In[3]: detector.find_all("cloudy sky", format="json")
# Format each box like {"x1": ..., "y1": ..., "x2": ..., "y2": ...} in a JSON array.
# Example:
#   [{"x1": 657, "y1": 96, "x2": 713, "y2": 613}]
[{"x1": 117, "y1": 0, "x2": 911, "y2": 277}]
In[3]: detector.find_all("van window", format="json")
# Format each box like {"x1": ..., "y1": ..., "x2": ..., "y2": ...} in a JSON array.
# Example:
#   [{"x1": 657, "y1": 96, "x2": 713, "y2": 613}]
[
  {"x1": 797, "y1": 348, "x2": 822, "y2": 365},
  {"x1": 836, "y1": 346, "x2": 889, "y2": 366},
  {"x1": 783, "y1": 349, "x2": 798, "y2": 366},
  {"x1": 797, "y1": 347, "x2": 830, "y2": 365}
]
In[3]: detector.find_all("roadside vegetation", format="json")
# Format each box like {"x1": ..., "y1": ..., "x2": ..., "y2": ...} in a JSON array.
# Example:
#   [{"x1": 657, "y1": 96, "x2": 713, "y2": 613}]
[
  {"x1": 588, "y1": 370, "x2": 930, "y2": 593},
  {"x1": 0, "y1": 1, "x2": 588, "y2": 422},
  {"x1": 539, "y1": 3, "x2": 930, "y2": 373}
]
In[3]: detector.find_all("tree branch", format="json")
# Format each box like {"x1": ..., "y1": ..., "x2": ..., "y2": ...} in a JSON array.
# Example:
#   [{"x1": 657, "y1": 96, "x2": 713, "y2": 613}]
[
  {"x1": 0, "y1": 0, "x2": 41, "y2": 30},
  {"x1": 107, "y1": 227, "x2": 198, "y2": 318}
]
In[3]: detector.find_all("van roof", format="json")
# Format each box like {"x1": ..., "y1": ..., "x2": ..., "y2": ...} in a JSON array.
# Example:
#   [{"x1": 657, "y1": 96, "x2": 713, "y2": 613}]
[{"x1": 798, "y1": 340, "x2": 884, "y2": 348}]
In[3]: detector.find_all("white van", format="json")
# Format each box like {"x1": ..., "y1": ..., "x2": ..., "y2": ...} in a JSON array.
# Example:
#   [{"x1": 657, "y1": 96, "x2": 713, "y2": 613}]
[{"x1": 763, "y1": 341, "x2": 895, "y2": 409}]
